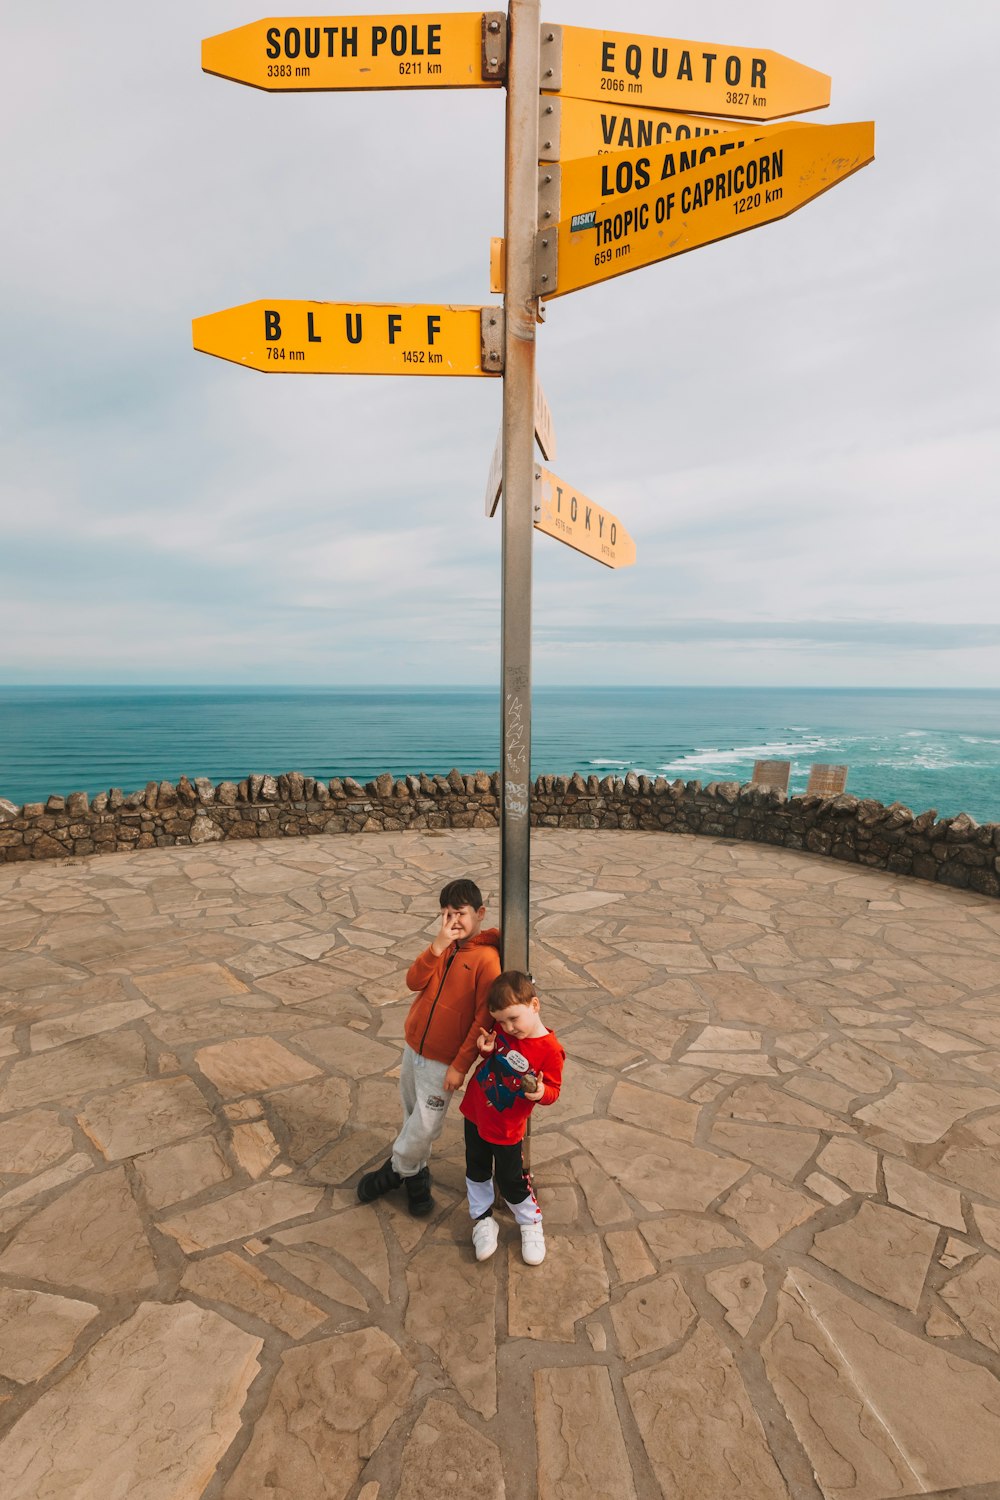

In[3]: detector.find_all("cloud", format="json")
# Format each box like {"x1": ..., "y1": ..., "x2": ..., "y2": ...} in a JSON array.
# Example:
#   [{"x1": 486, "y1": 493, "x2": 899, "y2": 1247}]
[{"x1": 2, "y1": 0, "x2": 999, "y2": 686}]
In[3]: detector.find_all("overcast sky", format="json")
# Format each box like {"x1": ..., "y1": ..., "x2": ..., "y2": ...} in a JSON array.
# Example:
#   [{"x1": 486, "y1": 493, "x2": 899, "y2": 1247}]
[{"x1": 2, "y1": 1, "x2": 998, "y2": 688}]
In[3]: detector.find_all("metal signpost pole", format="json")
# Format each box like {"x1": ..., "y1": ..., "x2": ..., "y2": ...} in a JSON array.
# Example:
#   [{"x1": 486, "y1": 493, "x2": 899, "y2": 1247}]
[{"x1": 499, "y1": 0, "x2": 540, "y2": 976}]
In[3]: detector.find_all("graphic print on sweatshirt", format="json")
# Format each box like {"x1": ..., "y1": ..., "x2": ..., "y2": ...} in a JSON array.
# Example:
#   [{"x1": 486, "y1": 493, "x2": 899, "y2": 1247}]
[{"x1": 474, "y1": 1030, "x2": 538, "y2": 1114}]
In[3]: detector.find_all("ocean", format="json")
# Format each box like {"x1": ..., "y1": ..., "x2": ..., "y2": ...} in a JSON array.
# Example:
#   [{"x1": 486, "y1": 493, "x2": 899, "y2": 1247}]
[{"x1": 1, "y1": 686, "x2": 999, "y2": 825}]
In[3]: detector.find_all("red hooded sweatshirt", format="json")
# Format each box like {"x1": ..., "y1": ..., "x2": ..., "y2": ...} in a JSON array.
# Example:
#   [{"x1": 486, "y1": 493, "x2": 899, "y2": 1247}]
[{"x1": 404, "y1": 927, "x2": 501, "y2": 1075}]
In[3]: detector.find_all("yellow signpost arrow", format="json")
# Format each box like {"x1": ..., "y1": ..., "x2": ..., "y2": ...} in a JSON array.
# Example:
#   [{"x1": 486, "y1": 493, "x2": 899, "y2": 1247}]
[
  {"x1": 202, "y1": 11, "x2": 506, "y2": 91},
  {"x1": 541, "y1": 23, "x2": 831, "y2": 121},
  {"x1": 193, "y1": 300, "x2": 503, "y2": 376},
  {"x1": 533, "y1": 467, "x2": 635, "y2": 569},
  {"x1": 539, "y1": 120, "x2": 805, "y2": 226},
  {"x1": 539, "y1": 94, "x2": 782, "y2": 163},
  {"x1": 537, "y1": 119, "x2": 874, "y2": 299}
]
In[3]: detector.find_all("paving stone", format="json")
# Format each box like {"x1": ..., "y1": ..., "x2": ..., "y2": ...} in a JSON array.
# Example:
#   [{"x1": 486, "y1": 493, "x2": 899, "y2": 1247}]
[
  {"x1": 939, "y1": 1236, "x2": 976, "y2": 1269},
  {"x1": 855, "y1": 1081, "x2": 1000, "y2": 1144},
  {"x1": 223, "y1": 1327, "x2": 414, "y2": 1500},
  {"x1": 263, "y1": 1246, "x2": 368, "y2": 1311},
  {"x1": 705, "y1": 1260, "x2": 767, "y2": 1336},
  {"x1": 78, "y1": 1076, "x2": 216, "y2": 1161},
  {"x1": 508, "y1": 1233, "x2": 608, "y2": 1341},
  {"x1": 0, "y1": 1300, "x2": 262, "y2": 1500},
  {"x1": 810, "y1": 1039, "x2": 893, "y2": 1093},
  {"x1": 940, "y1": 1254, "x2": 1000, "y2": 1353},
  {"x1": 28, "y1": 998, "x2": 152, "y2": 1051},
  {"x1": 720, "y1": 1081, "x2": 844, "y2": 1132},
  {"x1": 720, "y1": 1173, "x2": 820, "y2": 1249},
  {"x1": 0, "y1": 1028, "x2": 148, "y2": 1112},
  {"x1": 605, "y1": 1228, "x2": 656, "y2": 1284},
  {"x1": 179, "y1": 1250, "x2": 328, "y2": 1337},
  {"x1": 933, "y1": 1144, "x2": 1000, "y2": 1200},
  {"x1": 606, "y1": 1080, "x2": 699, "y2": 1141},
  {"x1": 810, "y1": 1202, "x2": 938, "y2": 1311},
  {"x1": 588, "y1": 1001, "x2": 689, "y2": 1060},
  {"x1": 0, "y1": 1287, "x2": 98, "y2": 1383},
  {"x1": 267, "y1": 1075, "x2": 352, "y2": 1163},
  {"x1": 611, "y1": 1271, "x2": 697, "y2": 1359},
  {"x1": 397, "y1": 1397, "x2": 504, "y2": 1500},
  {"x1": 273, "y1": 1204, "x2": 391, "y2": 1299},
  {"x1": 626, "y1": 1320, "x2": 790, "y2": 1498},
  {"x1": 405, "y1": 1241, "x2": 497, "y2": 1417},
  {"x1": 297, "y1": 1025, "x2": 399, "y2": 1078},
  {"x1": 974, "y1": 1203, "x2": 1000, "y2": 1252},
  {"x1": 815, "y1": 1136, "x2": 879, "y2": 1193},
  {"x1": 134, "y1": 1136, "x2": 232, "y2": 1208},
  {"x1": 639, "y1": 1214, "x2": 742, "y2": 1262},
  {"x1": 883, "y1": 1156, "x2": 965, "y2": 1230},
  {"x1": 0, "y1": 1166, "x2": 156, "y2": 1295},
  {"x1": 805, "y1": 1172, "x2": 851, "y2": 1205},
  {"x1": 0, "y1": 1152, "x2": 92, "y2": 1210},
  {"x1": 159, "y1": 1180, "x2": 323, "y2": 1252},
  {"x1": 763, "y1": 1267, "x2": 1000, "y2": 1499},
  {"x1": 133, "y1": 961, "x2": 249, "y2": 1009},
  {"x1": 571, "y1": 1119, "x2": 747, "y2": 1212},
  {"x1": 0, "y1": 1108, "x2": 75, "y2": 1174},
  {"x1": 230, "y1": 1119, "x2": 281, "y2": 1177},
  {"x1": 194, "y1": 1035, "x2": 320, "y2": 1096},
  {"x1": 308, "y1": 1127, "x2": 390, "y2": 1184},
  {"x1": 925, "y1": 1305, "x2": 962, "y2": 1338},
  {"x1": 709, "y1": 1119, "x2": 821, "y2": 1181},
  {"x1": 535, "y1": 1366, "x2": 638, "y2": 1500},
  {"x1": 566, "y1": 1154, "x2": 629, "y2": 1226}
]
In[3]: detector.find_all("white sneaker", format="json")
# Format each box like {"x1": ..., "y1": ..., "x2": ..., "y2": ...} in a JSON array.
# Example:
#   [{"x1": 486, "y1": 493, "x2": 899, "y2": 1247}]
[
  {"x1": 520, "y1": 1222, "x2": 546, "y2": 1265},
  {"x1": 472, "y1": 1216, "x2": 499, "y2": 1261}
]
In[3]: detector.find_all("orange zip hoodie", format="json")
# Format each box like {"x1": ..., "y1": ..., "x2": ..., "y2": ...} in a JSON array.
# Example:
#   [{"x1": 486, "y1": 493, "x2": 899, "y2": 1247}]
[{"x1": 404, "y1": 927, "x2": 501, "y2": 1076}]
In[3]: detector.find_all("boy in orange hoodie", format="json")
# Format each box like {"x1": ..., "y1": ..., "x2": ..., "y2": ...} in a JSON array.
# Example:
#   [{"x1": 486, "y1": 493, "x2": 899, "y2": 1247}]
[{"x1": 357, "y1": 878, "x2": 501, "y2": 1216}]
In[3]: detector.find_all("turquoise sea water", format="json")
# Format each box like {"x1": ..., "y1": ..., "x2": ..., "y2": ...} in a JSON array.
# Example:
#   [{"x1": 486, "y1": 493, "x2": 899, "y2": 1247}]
[{"x1": 1, "y1": 686, "x2": 999, "y2": 825}]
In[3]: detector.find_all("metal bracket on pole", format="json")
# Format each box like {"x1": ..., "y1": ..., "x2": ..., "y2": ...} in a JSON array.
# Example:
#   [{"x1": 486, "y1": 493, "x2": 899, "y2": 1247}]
[
  {"x1": 537, "y1": 95, "x2": 561, "y2": 162},
  {"x1": 481, "y1": 13, "x2": 508, "y2": 82},
  {"x1": 536, "y1": 162, "x2": 560, "y2": 228},
  {"x1": 480, "y1": 307, "x2": 505, "y2": 373},
  {"x1": 538, "y1": 22, "x2": 563, "y2": 95},
  {"x1": 534, "y1": 226, "x2": 558, "y2": 299}
]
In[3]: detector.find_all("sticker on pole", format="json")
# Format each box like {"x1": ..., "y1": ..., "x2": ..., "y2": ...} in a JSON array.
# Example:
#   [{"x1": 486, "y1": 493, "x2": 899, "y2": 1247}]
[
  {"x1": 193, "y1": 301, "x2": 502, "y2": 376},
  {"x1": 202, "y1": 12, "x2": 506, "y2": 92},
  {"x1": 533, "y1": 467, "x2": 635, "y2": 568}
]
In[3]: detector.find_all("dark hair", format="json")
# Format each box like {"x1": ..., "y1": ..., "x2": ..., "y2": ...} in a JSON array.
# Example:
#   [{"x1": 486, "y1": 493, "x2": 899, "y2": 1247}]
[
  {"x1": 488, "y1": 970, "x2": 537, "y2": 1012},
  {"x1": 439, "y1": 878, "x2": 484, "y2": 911}
]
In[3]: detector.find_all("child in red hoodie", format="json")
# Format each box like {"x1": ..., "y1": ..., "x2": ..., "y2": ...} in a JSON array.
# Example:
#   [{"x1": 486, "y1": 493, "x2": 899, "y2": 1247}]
[{"x1": 460, "y1": 970, "x2": 564, "y2": 1265}]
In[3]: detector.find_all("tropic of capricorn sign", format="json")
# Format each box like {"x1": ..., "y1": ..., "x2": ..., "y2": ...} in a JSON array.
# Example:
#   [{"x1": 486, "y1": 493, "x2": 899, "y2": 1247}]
[{"x1": 194, "y1": 5, "x2": 873, "y2": 971}]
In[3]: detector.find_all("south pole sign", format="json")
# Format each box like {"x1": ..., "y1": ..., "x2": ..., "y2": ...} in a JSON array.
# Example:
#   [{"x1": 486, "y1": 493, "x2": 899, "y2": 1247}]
[{"x1": 194, "y1": 5, "x2": 873, "y2": 982}]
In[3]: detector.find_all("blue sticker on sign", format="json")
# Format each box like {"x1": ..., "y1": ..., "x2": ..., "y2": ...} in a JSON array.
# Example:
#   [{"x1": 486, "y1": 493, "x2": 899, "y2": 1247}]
[{"x1": 570, "y1": 210, "x2": 597, "y2": 232}]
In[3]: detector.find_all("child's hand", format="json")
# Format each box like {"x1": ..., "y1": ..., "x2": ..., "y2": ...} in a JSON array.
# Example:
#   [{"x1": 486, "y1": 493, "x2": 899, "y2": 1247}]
[
  {"x1": 443, "y1": 1065, "x2": 465, "y2": 1092},
  {"x1": 524, "y1": 1070, "x2": 545, "y2": 1102},
  {"x1": 476, "y1": 1027, "x2": 496, "y2": 1056},
  {"x1": 431, "y1": 910, "x2": 462, "y2": 955}
]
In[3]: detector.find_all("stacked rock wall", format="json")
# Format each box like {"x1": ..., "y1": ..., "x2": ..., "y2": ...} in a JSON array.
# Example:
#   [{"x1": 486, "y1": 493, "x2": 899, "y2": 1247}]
[{"x1": 1, "y1": 771, "x2": 998, "y2": 897}]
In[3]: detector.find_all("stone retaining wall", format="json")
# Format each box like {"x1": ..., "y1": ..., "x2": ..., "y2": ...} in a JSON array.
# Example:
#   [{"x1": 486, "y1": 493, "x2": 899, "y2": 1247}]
[{"x1": 1, "y1": 770, "x2": 998, "y2": 897}]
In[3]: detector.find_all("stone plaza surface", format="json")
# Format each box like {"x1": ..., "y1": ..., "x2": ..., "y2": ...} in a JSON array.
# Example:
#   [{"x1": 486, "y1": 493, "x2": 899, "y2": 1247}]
[{"x1": 0, "y1": 830, "x2": 999, "y2": 1499}]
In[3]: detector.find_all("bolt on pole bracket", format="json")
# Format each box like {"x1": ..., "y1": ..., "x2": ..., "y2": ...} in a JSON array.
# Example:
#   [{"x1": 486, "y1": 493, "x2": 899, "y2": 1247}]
[
  {"x1": 538, "y1": 24, "x2": 563, "y2": 94},
  {"x1": 534, "y1": 228, "x2": 558, "y2": 298},
  {"x1": 537, "y1": 95, "x2": 561, "y2": 162},
  {"x1": 481, "y1": 13, "x2": 508, "y2": 82}
]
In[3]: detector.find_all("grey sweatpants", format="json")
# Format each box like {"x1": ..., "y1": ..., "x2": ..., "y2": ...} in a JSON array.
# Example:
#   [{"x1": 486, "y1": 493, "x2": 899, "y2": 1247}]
[{"x1": 391, "y1": 1044, "x2": 454, "y2": 1177}]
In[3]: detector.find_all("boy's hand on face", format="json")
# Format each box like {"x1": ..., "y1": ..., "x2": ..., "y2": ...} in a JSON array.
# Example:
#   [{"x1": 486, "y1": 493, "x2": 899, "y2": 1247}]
[
  {"x1": 443, "y1": 1065, "x2": 465, "y2": 1093},
  {"x1": 431, "y1": 909, "x2": 462, "y2": 955},
  {"x1": 524, "y1": 1070, "x2": 545, "y2": 1102},
  {"x1": 476, "y1": 1027, "x2": 496, "y2": 1056}
]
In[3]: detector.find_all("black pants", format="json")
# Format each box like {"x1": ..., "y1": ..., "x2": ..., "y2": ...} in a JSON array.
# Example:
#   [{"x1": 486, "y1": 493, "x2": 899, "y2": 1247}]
[{"x1": 464, "y1": 1118, "x2": 531, "y2": 1206}]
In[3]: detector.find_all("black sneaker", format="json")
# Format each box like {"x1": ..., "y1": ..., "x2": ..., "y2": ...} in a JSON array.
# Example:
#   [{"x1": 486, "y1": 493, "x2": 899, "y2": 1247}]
[
  {"x1": 404, "y1": 1166, "x2": 434, "y2": 1217},
  {"x1": 356, "y1": 1157, "x2": 402, "y2": 1203}
]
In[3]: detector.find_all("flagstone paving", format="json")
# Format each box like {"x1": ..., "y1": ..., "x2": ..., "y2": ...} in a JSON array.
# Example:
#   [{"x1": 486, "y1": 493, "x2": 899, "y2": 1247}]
[{"x1": 1, "y1": 829, "x2": 1000, "y2": 1498}]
